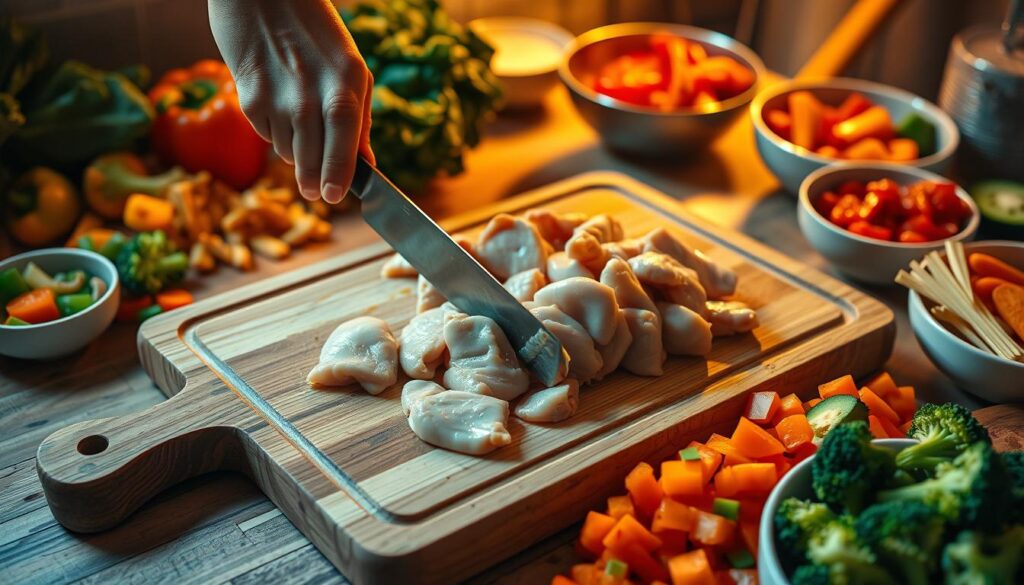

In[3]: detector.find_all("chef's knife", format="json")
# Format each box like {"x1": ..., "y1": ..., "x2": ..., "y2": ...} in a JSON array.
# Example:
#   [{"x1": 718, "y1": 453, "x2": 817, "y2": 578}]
[{"x1": 349, "y1": 157, "x2": 567, "y2": 386}]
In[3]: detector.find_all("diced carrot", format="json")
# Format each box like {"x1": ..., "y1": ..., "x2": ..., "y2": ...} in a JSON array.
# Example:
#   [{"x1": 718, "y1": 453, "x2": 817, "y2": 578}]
[
  {"x1": 706, "y1": 434, "x2": 753, "y2": 466},
  {"x1": 774, "y1": 414, "x2": 814, "y2": 452},
  {"x1": 865, "y1": 372, "x2": 899, "y2": 398},
  {"x1": 731, "y1": 463, "x2": 778, "y2": 494},
  {"x1": 743, "y1": 391, "x2": 780, "y2": 425},
  {"x1": 117, "y1": 295, "x2": 154, "y2": 321},
  {"x1": 607, "y1": 495, "x2": 635, "y2": 521},
  {"x1": 888, "y1": 386, "x2": 917, "y2": 423},
  {"x1": 770, "y1": 394, "x2": 805, "y2": 426},
  {"x1": 612, "y1": 542, "x2": 671, "y2": 583},
  {"x1": 571, "y1": 564, "x2": 601, "y2": 585},
  {"x1": 868, "y1": 414, "x2": 889, "y2": 439},
  {"x1": 652, "y1": 498, "x2": 698, "y2": 534},
  {"x1": 625, "y1": 462, "x2": 664, "y2": 519},
  {"x1": 686, "y1": 441, "x2": 724, "y2": 482},
  {"x1": 969, "y1": 253, "x2": 1024, "y2": 286},
  {"x1": 156, "y1": 288, "x2": 194, "y2": 312},
  {"x1": 877, "y1": 415, "x2": 905, "y2": 438},
  {"x1": 804, "y1": 398, "x2": 822, "y2": 411},
  {"x1": 819, "y1": 374, "x2": 859, "y2": 399},
  {"x1": 551, "y1": 575, "x2": 577, "y2": 585},
  {"x1": 6, "y1": 288, "x2": 60, "y2": 324},
  {"x1": 580, "y1": 511, "x2": 617, "y2": 556},
  {"x1": 731, "y1": 417, "x2": 785, "y2": 459},
  {"x1": 668, "y1": 549, "x2": 716, "y2": 585},
  {"x1": 603, "y1": 514, "x2": 662, "y2": 553},
  {"x1": 859, "y1": 387, "x2": 900, "y2": 424},
  {"x1": 739, "y1": 520, "x2": 760, "y2": 557},
  {"x1": 661, "y1": 460, "x2": 706, "y2": 498},
  {"x1": 691, "y1": 509, "x2": 737, "y2": 546}
]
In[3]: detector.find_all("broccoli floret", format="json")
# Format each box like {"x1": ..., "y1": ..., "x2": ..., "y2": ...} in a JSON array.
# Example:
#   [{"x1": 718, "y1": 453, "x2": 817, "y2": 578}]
[
  {"x1": 896, "y1": 403, "x2": 990, "y2": 472},
  {"x1": 791, "y1": 564, "x2": 830, "y2": 585},
  {"x1": 1003, "y1": 451, "x2": 1024, "y2": 525},
  {"x1": 941, "y1": 526, "x2": 1024, "y2": 585},
  {"x1": 812, "y1": 421, "x2": 896, "y2": 514},
  {"x1": 805, "y1": 516, "x2": 897, "y2": 585},
  {"x1": 775, "y1": 497, "x2": 837, "y2": 571},
  {"x1": 879, "y1": 442, "x2": 1007, "y2": 532},
  {"x1": 854, "y1": 501, "x2": 944, "y2": 585},
  {"x1": 115, "y1": 230, "x2": 188, "y2": 295}
]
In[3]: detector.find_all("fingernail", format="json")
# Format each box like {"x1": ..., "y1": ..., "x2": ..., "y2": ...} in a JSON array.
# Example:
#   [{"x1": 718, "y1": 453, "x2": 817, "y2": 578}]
[
  {"x1": 301, "y1": 186, "x2": 319, "y2": 201},
  {"x1": 323, "y1": 183, "x2": 347, "y2": 204}
]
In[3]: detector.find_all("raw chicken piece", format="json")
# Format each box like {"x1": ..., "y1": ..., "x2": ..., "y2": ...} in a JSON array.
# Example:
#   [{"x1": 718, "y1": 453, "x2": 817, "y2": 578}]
[
  {"x1": 573, "y1": 214, "x2": 624, "y2": 243},
  {"x1": 642, "y1": 228, "x2": 737, "y2": 299},
  {"x1": 475, "y1": 213, "x2": 550, "y2": 280},
  {"x1": 565, "y1": 231, "x2": 609, "y2": 275},
  {"x1": 401, "y1": 380, "x2": 445, "y2": 416},
  {"x1": 503, "y1": 268, "x2": 548, "y2": 302},
  {"x1": 595, "y1": 309, "x2": 632, "y2": 380},
  {"x1": 514, "y1": 379, "x2": 580, "y2": 423},
  {"x1": 533, "y1": 277, "x2": 621, "y2": 345},
  {"x1": 657, "y1": 302, "x2": 713, "y2": 357},
  {"x1": 600, "y1": 257, "x2": 658, "y2": 313},
  {"x1": 546, "y1": 252, "x2": 594, "y2": 282},
  {"x1": 620, "y1": 308, "x2": 666, "y2": 376},
  {"x1": 407, "y1": 390, "x2": 512, "y2": 455},
  {"x1": 602, "y1": 238, "x2": 644, "y2": 261},
  {"x1": 399, "y1": 307, "x2": 448, "y2": 379},
  {"x1": 443, "y1": 314, "x2": 530, "y2": 401},
  {"x1": 705, "y1": 301, "x2": 759, "y2": 336},
  {"x1": 381, "y1": 254, "x2": 417, "y2": 278},
  {"x1": 417, "y1": 275, "x2": 446, "y2": 313},
  {"x1": 525, "y1": 209, "x2": 588, "y2": 249},
  {"x1": 307, "y1": 317, "x2": 399, "y2": 394},
  {"x1": 530, "y1": 305, "x2": 603, "y2": 384},
  {"x1": 629, "y1": 252, "x2": 707, "y2": 313}
]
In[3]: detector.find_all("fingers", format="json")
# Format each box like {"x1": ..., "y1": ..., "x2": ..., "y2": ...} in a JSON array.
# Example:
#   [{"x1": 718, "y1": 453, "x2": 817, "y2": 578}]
[
  {"x1": 269, "y1": 116, "x2": 295, "y2": 166},
  {"x1": 292, "y1": 98, "x2": 325, "y2": 201},
  {"x1": 320, "y1": 85, "x2": 366, "y2": 204},
  {"x1": 358, "y1": 73, "x2": 375, "y2": 166}
]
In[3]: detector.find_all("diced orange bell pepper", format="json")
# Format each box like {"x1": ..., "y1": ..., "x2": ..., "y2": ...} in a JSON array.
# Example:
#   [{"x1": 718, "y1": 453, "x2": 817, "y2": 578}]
[
  {"x1": 155, "y1": 288, "x2": 194, "y2": 312},
  {"x1": 657, "y1": 528, "x2": 690, "y2": 557},
  {"x1": 551, "y1": 575, "x2": 577, "y2": 585},
  {"x1": 571, "y1": 564, "x2": 601, "y2": 585},
  {"x1": 877, "y1": 414, "x2": 905, "y2": 438},
  {"x1": 611, "y1": 542, "x2": 671, "y2": 583},
  {"x1": 818, "y1": 375, "x2": 859, "y2": 399},
  {"x1": 731, "y1": 417, "x2": 785, "y2": 459},
  {"x1": 625, "y1": 462, "x2": 664, "y2": 519},
  {"x1": 652, "y1": 498, "x2": 698, "y2": 534},
  {"x1": 603, "y1": 514, "x2": 662, "y2": 553},
  {"x1": 832, "y1": 105, "x2": 894, "y2": 143},
  {"x1": 771, "y1": 394, "x2": 805, "y2": 426},
  {"x1": 765, "y1": 110, "x2": 792, "y2": 140},
  {"x1": 760, "y1": 454, "x2": 792, "y2": 477},
  {"x1": 739, "y1": 519, "x2": 760, "y2": 557},
  {"x1": 686, "y1": 441, "x2": 724, "y2": 482},
  {"x1": 804, "y1": 398, "x2": 822, "y2": 411},
  {"x1": 888, "y1": 138, "x2": 919, "y2": 161},
  {"x1": 868, "y1": 414, "x2": 890, "y2": 439},
  {"x1": 607, "y1": 495, "x2": 635, "y2": 521},
  {"x1": 865, "y1": 372, "x2": 899, "y2": 398},
  {"x1": 788, "y1": 91, "x2": 824, "y2": 150},
  {"x1": 843, "y1": 137, "x2": 890, "y2": 161},
  {"x1": 668, "y1": 549, "x2": 716, "y2": 585},
  {"x1": 6, "y1": 288, "x2": 60, "y2": 324},
  {"x1": 691, "y1": 509, "x2": 736, "y2": 546},
  {"x1": 738, "y1": 498, "x2": 766, "y2": 523},
  {"x1": 661, "y1": 460, "x2": 706, "y2": 498},
  {"x1": 859, "y1": 387, "x2": 900, "y2": 424},
  {"x1": 733, "y1": 463, "x2": 778, "y2": 494},
  {"x1": 790, "y1": 442, "x2": 818, "y2": 465},
  {"x1": 889, "y1": 386, "x2": 917, "y2": 423},
  {"x1": 580, "y1": 511, "x2": 617, "y2": 556},
  {"x1": 774, "y1": 414, "x2": 814, "y2": 452},
  {"x1": 743, "y1": 391, "x2": 780, "y2": 425},
  {"x1": 706, "y1": 434, "x2": 753, "y2": 466}
]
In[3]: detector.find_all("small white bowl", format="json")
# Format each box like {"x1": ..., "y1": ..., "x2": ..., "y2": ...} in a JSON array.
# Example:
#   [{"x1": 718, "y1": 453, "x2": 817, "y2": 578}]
[
  {"x1": 758, "y1": 438, "x2": 918, "y2": 585},
  {"x1": 908, "y1": 240, "x2": 1024, "y2": 403},
  {"x1": 0, "y1": 248, "x2": 120, "y2": 359},
  {"x1": 469, "y1": 17, "x2": 573, "y2": 110},
  {"x1": 798, "y1": 163, "x2": 979, "y2": 285},
  {"x1": 751, "y1": 78, "x2": 959, "y2": 194}
]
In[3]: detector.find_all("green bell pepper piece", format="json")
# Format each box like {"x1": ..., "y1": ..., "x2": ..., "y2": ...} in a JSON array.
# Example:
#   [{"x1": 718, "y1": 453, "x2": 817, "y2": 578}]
[
  {"x1": 137, "y1": 304, "x2": 163, "y2": 322},
  {"x1": 56, "y1": 293, "x2": 93, "y2": 316},
  {"x1": 604, "y1": 559, "x2": 628, "y2": 578},
  {"x1": 99, "y1": 231, "x2": 126, "y2": 261},
  {"x1": 726, "y1": 547, "x2": 755, "y2": 569},
  {"x1": 679, "y1": 447, "x2": 702, "y2": 461},
  {"x1": 896, "y1": 113, "x2": 936, "y2": 157},
  {"x1": 712, "y1": 497, "x2": 740, "y2": 521},
  {"x1": 0, "y1": 267, "x2": 30, "y2": 303},
  {"x1": 4, "y1": 315, "x2": 30, "y2": 326}
]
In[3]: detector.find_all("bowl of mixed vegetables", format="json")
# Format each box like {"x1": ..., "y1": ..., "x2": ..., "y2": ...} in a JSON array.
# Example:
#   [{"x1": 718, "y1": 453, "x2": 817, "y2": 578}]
[
  {"x1": 759, "y1": 403, "x2": 1024, "y2": 585},
  {"x1": 752, "y1": 78, "x2": 959, "y2": 194},
  {"x1": 798, "y1": 163, "x2": 978, "y2": 284},
  {"x1": 560, "y1": 22, "x2": 765, "y2": 156},
  {"x1": 0, "y1": 248, "x2": 119, "y2": 359}
]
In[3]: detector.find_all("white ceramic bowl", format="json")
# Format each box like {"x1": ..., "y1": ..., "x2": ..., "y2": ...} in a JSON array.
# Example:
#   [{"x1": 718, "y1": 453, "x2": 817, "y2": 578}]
[
  {"x1": 908, "y1": 240, "x2": 1024, "y2": 403},
  {"x1": 799, "y1": 163, "x2": 979, "y2": 285},
  {"x1": 752, "y1": 78, "x2": 960, "y2": 194},
  {"x1": 758, "y1": 438, "x2": 917, "y2": 585},
  {"x1": 0, "y1": 248, "x2": 120, "y2": 359},
  {"x1": 470, "y1": 17, "x2": 573, "y2": 110}
]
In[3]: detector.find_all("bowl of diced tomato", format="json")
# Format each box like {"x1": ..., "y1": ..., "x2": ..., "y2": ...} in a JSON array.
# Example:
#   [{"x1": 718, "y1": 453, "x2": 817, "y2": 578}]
[
  {"x1": 751, "y1": 78, "x2": 959, "y2": 194},
  {"x1": 560, "y1": 22, "x2": 765, "y2": 156},
  {"x1": 798, "y1": 163, "x2": 979, "y2": 285},
  {"x1": 0, "y1": 248, "x2": 119, "y2": 359}
]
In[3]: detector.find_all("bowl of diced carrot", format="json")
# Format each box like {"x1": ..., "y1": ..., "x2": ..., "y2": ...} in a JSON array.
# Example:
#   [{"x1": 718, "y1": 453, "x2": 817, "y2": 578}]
[
  {"x1": 0, "y1": 247, "x2": 120, "y2": 359},
  {"x1": 552, "y1": 371, "x2": 918, "y2": 585},
  {"x1": 751, "y1": 77, "x2": 959, "y2": 194}
]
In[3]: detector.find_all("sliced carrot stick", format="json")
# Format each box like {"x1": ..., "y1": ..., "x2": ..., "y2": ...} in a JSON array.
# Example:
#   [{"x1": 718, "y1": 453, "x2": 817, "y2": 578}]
[
  {"x1": 865, "y1": 371, "x2": 898, "y2": 398},
  {"x1": 878, "y1": 415, "x2": 905, "y2": 438},
  {"x1": 973, "y1": 276, "x2": 1012, "y2": 308},
  {"x1": 868, "y1": 415, "x2": 890, "y2": 439},
  {"x1": 579, "y1": 511, "x2": 617, "y2": 556},
  {"x1": 859, "y1": 387, "x2": 900, "y2": 424},
  {"x1": 155, "y1": 288, "x2": 194, "y2": 312},
  {"x1": 993, "y1": 283, "x2": 1024, "y2": 340},
  {"x1": 731, "y1": 417, "x2": 785, "y2": 459},
  {"x1": 739, "y1": 520, "x2": 760, "y2": 556},
  {"x1": 625, "y1": 462, "x2": 664, "y2": 519},
  {"x1": 969, "y1": 253, "x2": 1024, "y2": 285},
  {"x1": 888, "y1": 386, "x2": 917, "y2": 423}
]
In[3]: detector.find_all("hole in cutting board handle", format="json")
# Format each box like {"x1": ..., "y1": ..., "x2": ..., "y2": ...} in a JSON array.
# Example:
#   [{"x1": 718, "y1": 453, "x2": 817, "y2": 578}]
[{"x1": 77, "y1": 435, "x2": 108, "y2": 455}]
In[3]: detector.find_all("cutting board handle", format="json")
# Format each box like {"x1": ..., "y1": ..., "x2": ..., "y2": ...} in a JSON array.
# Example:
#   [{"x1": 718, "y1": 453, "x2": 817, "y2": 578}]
[{"x1": 35, "y1": 386, "x2": 245, "y2": 533}]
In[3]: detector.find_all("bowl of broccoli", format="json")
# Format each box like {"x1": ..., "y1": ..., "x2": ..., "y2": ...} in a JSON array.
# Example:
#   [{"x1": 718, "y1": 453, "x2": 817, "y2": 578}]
[{"x1": 759, "y1": 407, "x2": 1024, "y2": 585}]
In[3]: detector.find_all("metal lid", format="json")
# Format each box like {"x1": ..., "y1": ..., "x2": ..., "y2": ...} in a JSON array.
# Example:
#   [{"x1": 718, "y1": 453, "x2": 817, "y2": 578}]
[{"x1": 957, "y1": 26, "x2": 1024, "y2": 77}]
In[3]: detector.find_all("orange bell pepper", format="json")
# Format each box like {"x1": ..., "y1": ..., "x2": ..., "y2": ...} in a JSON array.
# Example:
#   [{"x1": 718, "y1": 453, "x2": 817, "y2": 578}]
[
  {"x1": 739, "y1": 519, "x2": 760, "y2": 557},
  {"x1": 571, "y1": 564, "x2": 601, "y2": 585},
  {"x1": 818, "y1": 375, "x2": 859, "y2": 399},
  {"x1": 580, "y1": 511, "x2": 617, "y2": 557},
  {"x1": 774, "y1": 414, "x2": 814, "y2": 452},
  {"x1": 148, "y1": 60, "x2": 267, "y2": 189},
  {"x1": 832, "y1": 105, "x2": 894, "y2": 143},
  {"x1": 607, "y1": 495, "x2": 635, "y2": 521},
  {"x1": 602, "y1": 514, "x2": 662, "y2": 553},
  {"x1": 888, "y1": 138, "x2": 919, "y2": 161},
  {"x1": 652, "y1": 498, "x2": 698, "y2": 534},
  {"x1": 878, "y1": 414, "x2": 906, "y2": 438},
  {"x1": 156, "y1": 288, "x2": 194, "y2": 312},
  {"x1": 610, "y1": 542, "x2": 670, "y2": 583},
  {"x1": 706, "y1": 433, "x2": 753, "y2": 466},
  {"x1": 551, "y1": 575, "x2": 577, "y2": 585},
  {"x1": 668, "y1": 549, "x2": 716, "y2": 585},
  {"x1": 731, "y1": 417, "x2": 785, "y2": 459},
  {"x1": 868, "y1": 415, "x2": 890, "y2": 439},
  {"x1": 743, "y1": 391, "x2": 780, "y2": 425},
  {"x1": 6, "y1": 288, "x2": 60, "y2": 324},
  {"x1": 661, "y1": 460, "x2": 705, "y2": 498},
  {"x1": 843, "y1": 137, "x2": 889, "y2": 161},
  {"x1": 685, "y1": 441, "x2": 723, "y2": 482},
  {"x1": 691, "y1": 509, "x2": 736, "y2": 546},
  {"x1": 888, "y1": 386, "x2": 917, "y2": 423},
  {"x1": 865, "y1": 372, "x2": 899, "y2": 398},
  {"x1": 804, "y1": 397, "x2": 822, "y2": 411},
  {"x1": 625, "y1": 462, "x2": 664, "y2": 519},
  {"x1": 859, "y1": 387, "x2": 900, "y2": 424}
]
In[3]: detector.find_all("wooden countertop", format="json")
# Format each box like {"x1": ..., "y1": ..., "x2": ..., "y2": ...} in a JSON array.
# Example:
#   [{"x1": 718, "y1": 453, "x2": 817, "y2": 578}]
[{"x1": 0, "y1": 86, "x2": 980, "y2": 584}]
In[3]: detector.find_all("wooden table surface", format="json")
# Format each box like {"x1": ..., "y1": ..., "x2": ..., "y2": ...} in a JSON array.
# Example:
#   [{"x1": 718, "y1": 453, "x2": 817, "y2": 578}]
[{"x1": 0, "y1": 87, "x2": 981, "y2": 585}]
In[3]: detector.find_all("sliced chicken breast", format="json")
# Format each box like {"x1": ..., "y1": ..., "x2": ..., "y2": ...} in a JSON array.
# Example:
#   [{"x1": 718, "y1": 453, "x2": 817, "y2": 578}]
[
  {"x1": 380, "y1": 253, "x2": 417, "y2": 278},
  {"x1": 503, "y1": 268, "x2": 548, "y2": 302},
  {"x1": 620, "y1": 308, "x2": 666, "y2": 376},
  {"x1": 307, "y1": 316, "x2": 398, "y2": 394},
  {"x1": 657, "y1": 301, "x2": 713, "y2": 357},
  {"x1": 524, "y1": 209, "x2": 588, "y2": 249},
  {"x1": 602, "y1": 238, "x2": 644, "y2": 261},
  {"x1": 417, "y1": 274, "x2": 446, "y2": 313},
  {"x1": 600, "y1": 257, "x2": 658, "y2": 313},
  {"x1": 642, "y1": 228, "x2": 737, "y2": 299},
  {"x1": 706, "y1": 300, "x2": 759, "y2": 336},
  {"x1": 530, "y1": 304, "x2": 603, "y2": 384},
  {"x1": 399, "y1": 307, "x2": 448, "y2": 379},
  {"x1": 401, "y1": 379, "x2": 446, "y2": 416},
  {"x1": 514, "y1": 379, "x2": 580, "y2": 423},
  {"x1": 533, "y1": 277, "x2": 621, "y2": 345},
  {"x1": 629, "y1": 251, "x2": 708, "y2": 313},
  {"x1": 547, "y1": 251, "x2": 594, "y2": 282},
  {"x1": 475, "y1": 213, "x2": 550, "y2": 280},
  {"x1": 407, "y1": 390, "x2": 512, "y2": 455},
  {"x1": 595, "y1": 309, "x2": 633, "y2": 380},
  {"x1": 443, "y1": 314, "x2": 530, "y2": 401}
]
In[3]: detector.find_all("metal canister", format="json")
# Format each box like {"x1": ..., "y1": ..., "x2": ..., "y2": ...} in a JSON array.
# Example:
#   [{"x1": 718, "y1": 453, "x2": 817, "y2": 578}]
[{"x1": 939, "y1": 5, "x2": 1024, "y2": 183}]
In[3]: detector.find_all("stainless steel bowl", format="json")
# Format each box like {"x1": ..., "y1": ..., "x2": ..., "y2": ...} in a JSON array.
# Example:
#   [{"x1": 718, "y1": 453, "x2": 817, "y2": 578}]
[{"x1": 559, "y1": 22, "x2": 765, "y2": 156}]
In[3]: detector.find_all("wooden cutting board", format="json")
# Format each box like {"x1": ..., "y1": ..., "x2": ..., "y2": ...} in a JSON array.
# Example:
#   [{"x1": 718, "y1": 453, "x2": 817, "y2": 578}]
[{"x1": 36, "y1": 172, "x2": 894, "y2": 584}]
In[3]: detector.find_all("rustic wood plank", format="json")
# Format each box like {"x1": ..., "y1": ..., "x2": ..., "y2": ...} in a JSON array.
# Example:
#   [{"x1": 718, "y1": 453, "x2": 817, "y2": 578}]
[{"x1": 0, "y1": 457, "x2": 46, "y2": 526}]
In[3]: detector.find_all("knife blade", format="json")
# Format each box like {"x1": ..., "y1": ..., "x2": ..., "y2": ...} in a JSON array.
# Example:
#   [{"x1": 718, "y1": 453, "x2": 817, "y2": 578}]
[{"x1": 349, "y1": 158, "x2": 567, "y2": 386}]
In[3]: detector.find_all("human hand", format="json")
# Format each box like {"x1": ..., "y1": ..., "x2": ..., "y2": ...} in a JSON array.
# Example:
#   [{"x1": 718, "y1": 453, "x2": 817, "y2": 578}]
[{"x1": 208, "y1": 0, "x2": 374, "y2": 204}]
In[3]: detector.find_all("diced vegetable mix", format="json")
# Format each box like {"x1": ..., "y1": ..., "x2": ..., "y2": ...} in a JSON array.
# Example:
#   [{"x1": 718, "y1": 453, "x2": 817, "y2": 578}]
[
  {"x1": 764, "y1": 90, "x2": 937, "y2": 161},
  {"x1": 812, "y1": 178, "x2": 973, "y2": 244},
  {"x1": 555, "y1": 372, "x2": 919, "y2": 585},
  {"x1": 1, "y1": 262, "x2": 104, "y2": 325}
]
